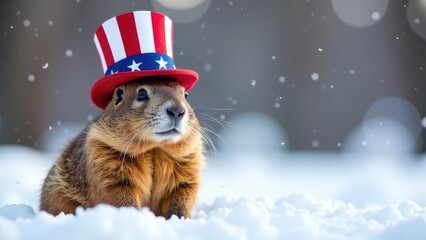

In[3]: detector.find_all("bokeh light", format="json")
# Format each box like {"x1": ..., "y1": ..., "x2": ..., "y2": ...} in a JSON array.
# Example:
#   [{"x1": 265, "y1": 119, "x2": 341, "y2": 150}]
[
  {"x1": 332, "y1": 0, "x2": 389, "y2": 28},
  {"x1": 39, "y1": 122, "x2": 83, "y2": 154},
  {"x1": 152, "y1": 0, "x2": 211, "y2": 24},
  {"x1": 407, "y1": 0, "x2": 426, "y2": 40},
  {"x1": 344, "y1": 97, "x2": 421, "y2": 154},
  {"x1": 344, "y1": 118, "x2": 415, "y2": 154},
  {"x1": 218, "y1": 112, "x2": 288, "y2": 154},
  {"x1": 363, "y1": 97, "x2": 422, "y2": 142},
  {"x1": 155, "y1": 0, "x2": 205, "y2": 10}
]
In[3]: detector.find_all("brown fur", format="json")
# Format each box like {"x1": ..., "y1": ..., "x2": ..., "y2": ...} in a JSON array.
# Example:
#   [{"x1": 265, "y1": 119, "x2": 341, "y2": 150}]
[{"x1": 40, "y1": 78, "x2": 204, "y2": 218}]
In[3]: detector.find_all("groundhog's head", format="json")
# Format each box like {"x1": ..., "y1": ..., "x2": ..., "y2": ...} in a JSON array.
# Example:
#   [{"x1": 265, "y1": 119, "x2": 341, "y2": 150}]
[{"x1": 90, "y1": 78, "x2": 202, "y2": 155}]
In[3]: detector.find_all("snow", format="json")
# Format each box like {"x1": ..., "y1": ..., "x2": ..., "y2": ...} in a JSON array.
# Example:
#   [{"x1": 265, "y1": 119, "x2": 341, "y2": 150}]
[
  {"x1": 414, "y1": 18, "x2": 420, "y2": 24},
  {"x1": 371, "y1": 12, "x2": 381, "y2": 21},
  {"x1": 27, "y1": 75, "x2": 35, "y2": 82},
  {"x1": 0, "y1": 205, "x2": 35, "y2": 221},
  {"x1": 22, "y1": 20, "x2": 31, "y2": 28},
  {"x1": 1, "y1": 112, "x2": 426, "y2": 239},
  {"x1": 65, "y1": 49, "x2": 73, "y2": 57},
  {"x1": 1, "y1": 144, "x2": 426, "y2": 240},
  {"x1": 273, "y1": 102, "x2": 280, "y2": 108},
  {"x1": 204, "y1": 63, "x2": 212, "y2": 72}
]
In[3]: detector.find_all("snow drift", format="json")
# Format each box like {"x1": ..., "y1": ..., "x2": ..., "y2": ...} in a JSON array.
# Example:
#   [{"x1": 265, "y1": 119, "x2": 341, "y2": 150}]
[
  {"x1": 1, "y1": 144, "x2": 426, "y2": 240},
  {"x1": 1, "y1": 112, "x2": 426, "y2": 239}
]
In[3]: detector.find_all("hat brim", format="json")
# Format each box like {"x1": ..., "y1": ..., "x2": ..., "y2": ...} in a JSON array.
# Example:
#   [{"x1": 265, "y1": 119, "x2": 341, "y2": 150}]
[{"x1": 90, "y1": 69, "x2": 198, "y2": 110}]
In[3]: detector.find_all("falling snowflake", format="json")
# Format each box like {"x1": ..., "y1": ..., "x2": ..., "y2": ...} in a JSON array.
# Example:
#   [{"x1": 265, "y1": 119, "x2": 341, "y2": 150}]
[
  {"x1": 371, "y1": 12, "x2": 380, "y2": 21},
  {"x1": 65, "y1": 49, "x2": 73, "y2": 57},
  {"x1": 23, "y1": 20, "x2": 31, "y2": 27},
  {"x1": 204, "y1": 63, "x2": 212, "y2": 72},
  {"x1": 274, "y1": 102, "x2": 281, "y2": 108},
  {"x1": 27, "y1": 74, "x2": 35, "y2": 82}
]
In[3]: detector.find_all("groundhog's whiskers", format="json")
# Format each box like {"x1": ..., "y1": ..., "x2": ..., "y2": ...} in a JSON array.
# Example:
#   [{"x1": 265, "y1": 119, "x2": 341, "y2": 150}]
[
  {"x1": 191, "y1": 112, "x2": 230, "y2": 155},
  {"x1": 198, "y1": 113, "x2": 231, "y2": 130},
  {"x1": 187, "y1": 120, "x2": 217, "y2": 156},
  {"x1": 200, "y1": 129, "x2": 217, "y2": 156}
]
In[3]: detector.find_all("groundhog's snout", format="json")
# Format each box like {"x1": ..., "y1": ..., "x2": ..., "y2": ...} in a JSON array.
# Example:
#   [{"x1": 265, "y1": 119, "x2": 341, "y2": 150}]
[
  {"x1": 166, "y1": 105, "x2": 186, "y2": 122},
  {"x1": 151, "y1": 100, "x2": 189, "y2": 142}
]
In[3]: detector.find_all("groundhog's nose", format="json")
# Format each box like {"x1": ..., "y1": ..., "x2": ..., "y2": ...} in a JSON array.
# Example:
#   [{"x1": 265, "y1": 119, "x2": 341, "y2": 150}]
[{"x1": 166, "y1": 106, "x2": 186, "y2": 120}]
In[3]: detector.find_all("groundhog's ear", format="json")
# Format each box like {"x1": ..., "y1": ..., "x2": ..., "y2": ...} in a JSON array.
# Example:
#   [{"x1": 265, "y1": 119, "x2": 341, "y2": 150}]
[{"x1": 113, "y1": 88, "x2": 124, "y2": 106}]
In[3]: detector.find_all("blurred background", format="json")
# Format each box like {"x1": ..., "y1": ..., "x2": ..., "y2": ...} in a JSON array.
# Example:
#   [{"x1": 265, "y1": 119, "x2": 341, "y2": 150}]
[{"x1": 1, "y1": 0, "x2": 426, "y2": 154}]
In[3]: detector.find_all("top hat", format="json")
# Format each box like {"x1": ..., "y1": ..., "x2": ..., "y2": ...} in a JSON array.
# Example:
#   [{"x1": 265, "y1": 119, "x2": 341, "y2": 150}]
[{"x1": 91, "y1": 11, "x2": 198, "y2": 109}]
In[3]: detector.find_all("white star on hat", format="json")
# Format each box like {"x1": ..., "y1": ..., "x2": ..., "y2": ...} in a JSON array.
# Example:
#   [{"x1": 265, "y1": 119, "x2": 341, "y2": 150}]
[
  {"x1": 156, "y1": 57, "x2": 168, "y2": 70},
  {"x1": 110, "y1": 69, "x2": 119, "y2": 75},
  {"x1": 127, "y1": 60, "x2": 142, "y2": 71}
]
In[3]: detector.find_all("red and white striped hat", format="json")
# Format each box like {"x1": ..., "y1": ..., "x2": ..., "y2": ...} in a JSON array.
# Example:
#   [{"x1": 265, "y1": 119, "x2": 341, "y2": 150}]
[{"x1": 91, "y1": 11, "x2": 198, "y2": 109}]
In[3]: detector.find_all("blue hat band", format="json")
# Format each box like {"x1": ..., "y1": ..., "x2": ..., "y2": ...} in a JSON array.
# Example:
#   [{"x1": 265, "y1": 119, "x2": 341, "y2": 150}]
[{"x1": 105, "y1": 53, "x2": 176, "y2": 76}]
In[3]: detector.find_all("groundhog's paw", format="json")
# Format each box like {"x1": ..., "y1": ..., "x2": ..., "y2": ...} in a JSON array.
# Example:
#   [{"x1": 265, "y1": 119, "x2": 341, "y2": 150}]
[{"x1": 167, "y1": 206, "x2": 189, "y2": 219}]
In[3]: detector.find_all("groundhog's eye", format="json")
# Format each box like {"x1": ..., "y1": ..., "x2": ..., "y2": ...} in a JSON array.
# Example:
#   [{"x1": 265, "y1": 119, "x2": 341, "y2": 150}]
[
  {"x1": 114, "y1": 88, "x2": 124, "y2": 105},
  {"x1": 137, "y1": 89, "x2": 149, "y2": 101},
  {"x1": 184, "y1": 92, "x2": 189, "y2": 100}
]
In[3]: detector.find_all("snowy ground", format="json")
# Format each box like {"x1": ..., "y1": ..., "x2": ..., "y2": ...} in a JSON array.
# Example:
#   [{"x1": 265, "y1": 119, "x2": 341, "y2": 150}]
[
  {"x1": 1, "y1": 113, "x2": 426, "y2": 239},
  {"x1": 1, "y1": 144, "x2": 426, "y2": 240}
]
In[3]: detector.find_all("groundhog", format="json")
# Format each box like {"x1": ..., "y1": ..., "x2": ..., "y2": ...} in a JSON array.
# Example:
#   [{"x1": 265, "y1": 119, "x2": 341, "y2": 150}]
[{"x1": 40, "y1": 78, "x2": 204, "y2": 219}]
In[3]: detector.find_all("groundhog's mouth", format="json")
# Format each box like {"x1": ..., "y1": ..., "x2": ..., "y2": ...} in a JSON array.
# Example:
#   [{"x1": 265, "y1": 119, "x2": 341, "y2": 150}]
[{"x1": 155, "y1": 128, "x2": 180, "y2": 136}]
